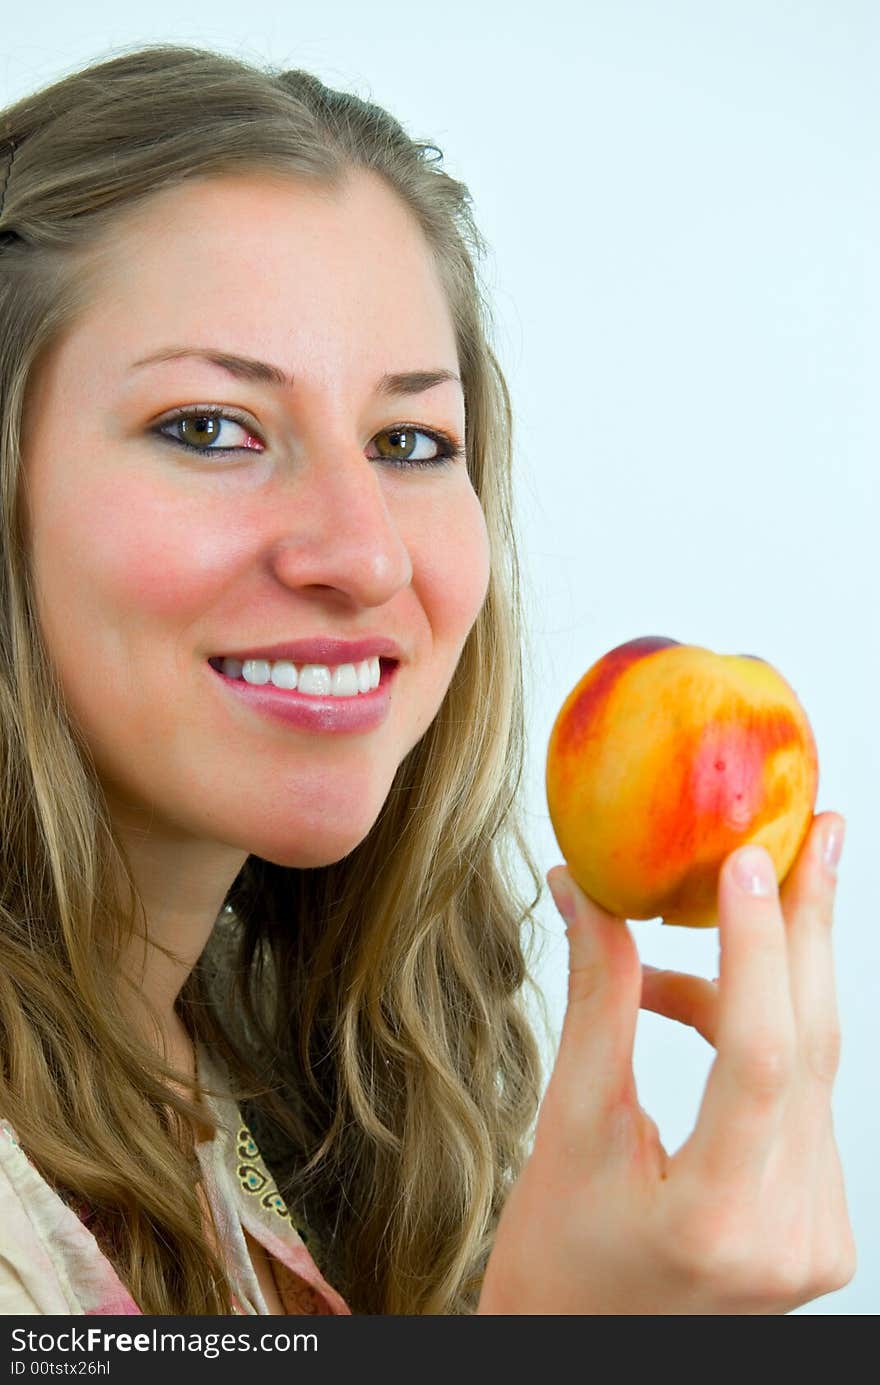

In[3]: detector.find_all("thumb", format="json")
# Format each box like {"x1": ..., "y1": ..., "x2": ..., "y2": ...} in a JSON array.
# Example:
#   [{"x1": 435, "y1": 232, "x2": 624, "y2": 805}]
[{"x1": 544, "y1": 866, "x2": 643, "y2": 1136}]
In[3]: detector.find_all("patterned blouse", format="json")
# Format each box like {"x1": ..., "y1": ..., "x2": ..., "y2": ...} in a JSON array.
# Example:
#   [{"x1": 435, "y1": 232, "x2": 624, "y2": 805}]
[{"x1": 0, "y1": 1042, "x2": 352, "y2": 1315}]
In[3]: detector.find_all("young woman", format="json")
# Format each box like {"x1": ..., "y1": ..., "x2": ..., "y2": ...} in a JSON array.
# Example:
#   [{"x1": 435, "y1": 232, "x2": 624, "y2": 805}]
[{"x1": 0, "y1": 43, "x2": 854, "y2": 1316}]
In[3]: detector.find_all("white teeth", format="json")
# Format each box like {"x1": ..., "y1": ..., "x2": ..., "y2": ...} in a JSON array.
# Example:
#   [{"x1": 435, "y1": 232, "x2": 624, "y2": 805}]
[
  {"x1": 297, "y1": 663, "x2": 331, "y2": 696},
  {"x1": 222, "y1": 655, "x2": 382, "y2": 696},
  {"x1": 270, "y1": 660, "x2": 297, "y2": 690},
  {"x1": 330, "y1": 664, "x2": 359, "y2": 697},
  {"x1": 241, "y1": 659, "x2": 271, "y2": 685}
]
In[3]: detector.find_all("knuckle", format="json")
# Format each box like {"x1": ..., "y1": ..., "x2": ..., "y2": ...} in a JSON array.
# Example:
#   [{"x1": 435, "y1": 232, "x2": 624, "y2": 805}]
[
  {"x1": 678, "y1": 1235, "x2": 754, "y2": 1294},
  {"x1": 666, "y1": 1198, "x2": 749, "y2": 1283},
  {"x1": 834, "y1": 1243, "x2": 858, "y2": 1290},
  {"x1": 815, "y1": 888, "x2": 837, "y2": 926},
  {"x1": 602, "y1": 1099, "x2": 643, "y2": 1162},
  {"x1": 666, "y1": 1197, "x2": 854, "y2": 1308},
  {"x1": 677, "y1": 1234, "x2": 807, "y2": 1305},
  {"x1": 760, "y1": 1252, "x2": 811, "y2": 1303},
  {"x1": 816, "y1": 1236, "x2": 858, "y2": 1295},
  {"x1": 566, "y1": 956, "x2": 607, "y2": 1007},
  {"x1": 801, "y1": 896, "x2": 836, "y2": 934},
  {"x1": 803, "y1": 1026, "x2": 842, "y2": 1085},
  {"x1": 729, "y1": 1038, "x2": 795, "y2": 1098}
]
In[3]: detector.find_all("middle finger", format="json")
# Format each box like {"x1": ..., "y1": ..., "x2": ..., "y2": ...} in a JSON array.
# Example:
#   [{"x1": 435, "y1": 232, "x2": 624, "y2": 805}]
[{"x1": 678, "y1": 841, "x2": 796, "y2": 1189}]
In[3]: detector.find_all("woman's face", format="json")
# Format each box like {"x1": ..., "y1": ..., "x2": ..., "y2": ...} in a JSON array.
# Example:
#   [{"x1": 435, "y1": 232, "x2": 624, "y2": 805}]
[{"x1": 21, "y1": 169, "x2": 490, "y2": 868}]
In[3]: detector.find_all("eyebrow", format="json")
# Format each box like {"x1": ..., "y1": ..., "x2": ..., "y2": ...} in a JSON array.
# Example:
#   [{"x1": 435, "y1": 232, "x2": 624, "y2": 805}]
[{"x1": 128, "y1": 347, "x2": 462, "y2": 398}]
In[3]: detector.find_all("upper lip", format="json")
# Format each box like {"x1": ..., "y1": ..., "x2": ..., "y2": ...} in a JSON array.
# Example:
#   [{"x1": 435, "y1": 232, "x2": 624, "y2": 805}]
[{"x1": 211, "y1": 636, "x2": 403, "y2": 666}]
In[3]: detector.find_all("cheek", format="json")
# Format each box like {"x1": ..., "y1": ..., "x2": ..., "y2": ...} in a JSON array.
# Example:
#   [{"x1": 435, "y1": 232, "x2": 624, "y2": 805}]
[
  {"x1": 417, "y1": 482, "x2": 491, "y2": 652},
  {"x1": 31, "y1": 471, "x2": 228, "y2": 663},
  {"x1": 27, "y1": 470, "x2": 231, "y2": 774}
]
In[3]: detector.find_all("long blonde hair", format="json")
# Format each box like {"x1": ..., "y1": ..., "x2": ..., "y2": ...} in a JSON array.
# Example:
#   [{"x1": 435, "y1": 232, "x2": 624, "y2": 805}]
[{"x1": 0, "y1": 42, "x2": 549, "y2": 1314}]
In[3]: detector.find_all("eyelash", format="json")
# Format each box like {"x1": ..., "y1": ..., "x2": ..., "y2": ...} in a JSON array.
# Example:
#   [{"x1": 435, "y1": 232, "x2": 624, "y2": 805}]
[{"x1": 151, "y1": 405, "x2": 466, "y2": 469}]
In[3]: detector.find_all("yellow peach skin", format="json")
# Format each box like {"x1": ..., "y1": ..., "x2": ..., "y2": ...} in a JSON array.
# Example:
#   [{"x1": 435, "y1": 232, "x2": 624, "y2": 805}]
[{"x1": 545, "y1": 636, "x2": 819, "y2": 927}]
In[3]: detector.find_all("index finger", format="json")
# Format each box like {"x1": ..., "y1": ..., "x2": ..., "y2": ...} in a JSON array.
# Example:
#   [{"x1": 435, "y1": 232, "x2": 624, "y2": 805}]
[{"x1": 676, "y1": 842, "x2": 796, "y2": 1189}]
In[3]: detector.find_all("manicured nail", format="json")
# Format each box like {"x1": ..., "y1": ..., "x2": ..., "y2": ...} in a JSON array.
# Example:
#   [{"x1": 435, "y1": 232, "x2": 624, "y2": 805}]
[
  {"x1": 731, "y1": 844, "x2": 776, "y2": 896},
  {"x1": 548, "y1": 872, "x2": 576, "y2": 924},
  {"x1": 821, "y1": 819, "x2": 845, "y2": 871}
]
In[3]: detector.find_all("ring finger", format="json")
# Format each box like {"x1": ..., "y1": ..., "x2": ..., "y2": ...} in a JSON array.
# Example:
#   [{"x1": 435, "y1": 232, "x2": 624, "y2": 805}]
[{"x1": 778, "y1": 813, "x2": 845, "y2": 1092}]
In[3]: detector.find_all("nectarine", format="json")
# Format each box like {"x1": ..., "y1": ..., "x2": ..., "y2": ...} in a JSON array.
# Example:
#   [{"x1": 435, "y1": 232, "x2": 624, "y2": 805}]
[{"x1": 545, "y1": 636, "x2": 819, "y2": 927}]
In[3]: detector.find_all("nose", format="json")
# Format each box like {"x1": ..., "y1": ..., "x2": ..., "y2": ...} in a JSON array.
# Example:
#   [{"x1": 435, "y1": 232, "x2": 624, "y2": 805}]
[{"x1": 266, "y1": 440, "x2": 414, "y2": 607}]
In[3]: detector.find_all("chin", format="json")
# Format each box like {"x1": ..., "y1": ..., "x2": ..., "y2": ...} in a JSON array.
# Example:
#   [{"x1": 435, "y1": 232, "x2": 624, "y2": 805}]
[{"x1": 226, "y1": 811, "x2": 384, "y2": 872}]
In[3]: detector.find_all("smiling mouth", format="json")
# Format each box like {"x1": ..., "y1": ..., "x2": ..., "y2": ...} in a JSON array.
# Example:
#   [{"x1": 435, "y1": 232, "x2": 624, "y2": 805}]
[{"x1": 207, "y1": 654, "x2": 398, "y2": 698}]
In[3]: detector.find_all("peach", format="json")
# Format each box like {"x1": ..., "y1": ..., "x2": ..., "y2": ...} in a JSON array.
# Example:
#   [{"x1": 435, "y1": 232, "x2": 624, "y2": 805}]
[{"x1": 545, "y1": 636, "x2": 819, "y2": 927}]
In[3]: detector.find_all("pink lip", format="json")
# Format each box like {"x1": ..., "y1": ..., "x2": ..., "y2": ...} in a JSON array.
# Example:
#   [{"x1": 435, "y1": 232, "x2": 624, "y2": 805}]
[
  {"x1": 211, "y1": 636, "x2": 403, "y2": 666},
  {"x1": 207, "y1": 657, "x2": 398, "y2": 733}
]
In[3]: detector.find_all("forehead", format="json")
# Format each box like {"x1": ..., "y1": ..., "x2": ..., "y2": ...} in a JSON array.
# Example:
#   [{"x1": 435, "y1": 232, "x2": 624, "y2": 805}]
[{"x1": 66, "y1": 168, "x2": 459, "y2": 397}]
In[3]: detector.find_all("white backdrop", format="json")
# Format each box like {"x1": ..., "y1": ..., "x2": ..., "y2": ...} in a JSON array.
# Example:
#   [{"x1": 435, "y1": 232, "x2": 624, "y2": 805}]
[{"x1": 1, "y1": 0, "x2": 875, "y2": 1315}]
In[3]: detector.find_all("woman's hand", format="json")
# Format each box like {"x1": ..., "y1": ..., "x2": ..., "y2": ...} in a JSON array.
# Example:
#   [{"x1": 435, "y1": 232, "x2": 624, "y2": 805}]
[{"x1": 476, "y1": 812, "x2": 856, "y2": 1314}]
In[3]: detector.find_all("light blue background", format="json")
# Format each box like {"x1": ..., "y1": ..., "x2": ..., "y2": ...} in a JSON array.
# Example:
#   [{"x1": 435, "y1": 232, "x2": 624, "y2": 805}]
[{"x1": 2, "y1": 0, "x2": 875, "y2": 1315}]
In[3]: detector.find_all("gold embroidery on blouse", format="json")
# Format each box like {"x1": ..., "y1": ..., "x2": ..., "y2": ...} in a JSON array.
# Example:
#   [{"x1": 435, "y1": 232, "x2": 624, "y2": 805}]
[{"x1": 234, "y1": 1120, "x2": 321, "y2": 1264}]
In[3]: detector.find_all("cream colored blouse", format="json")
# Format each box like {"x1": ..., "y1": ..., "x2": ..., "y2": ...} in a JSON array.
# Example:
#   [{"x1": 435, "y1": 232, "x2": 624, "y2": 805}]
[{"x1": 0, "y1": 1042, "x2": 351, "y2": 1315}]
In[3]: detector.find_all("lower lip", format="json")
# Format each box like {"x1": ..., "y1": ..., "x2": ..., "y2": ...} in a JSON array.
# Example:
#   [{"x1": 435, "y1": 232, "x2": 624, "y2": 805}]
[{"x1": 207, "y1": 658, "x2": 398, "y2": 733}]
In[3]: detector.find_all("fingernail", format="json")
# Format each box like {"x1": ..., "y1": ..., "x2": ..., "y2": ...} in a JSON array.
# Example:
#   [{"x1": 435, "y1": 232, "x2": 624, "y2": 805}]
[
  {"x1": 821, "y1": 818, "x2": 845, "y2": 871},
  {"x1": 731, "y1": 844, "x2": 776, "y2": 896},
  {"x1": 548, "y1": 872, "x2": 576, "y2": 924}
]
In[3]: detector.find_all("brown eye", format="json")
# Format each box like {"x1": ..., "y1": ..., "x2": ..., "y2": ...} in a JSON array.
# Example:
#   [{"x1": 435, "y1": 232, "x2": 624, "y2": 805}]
[
  {"x1": 375, "y1": 428, "x2": 425, "y2": 462},
  {"x1": 177, "y1": 415, "x2": 223, "y2": 448},
  {"x1": 153, "y1": 407, "x2": 263, "y2": 457},
  {"x1": 371, "y1": 427, "x2": 461, "y2": 469}
]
